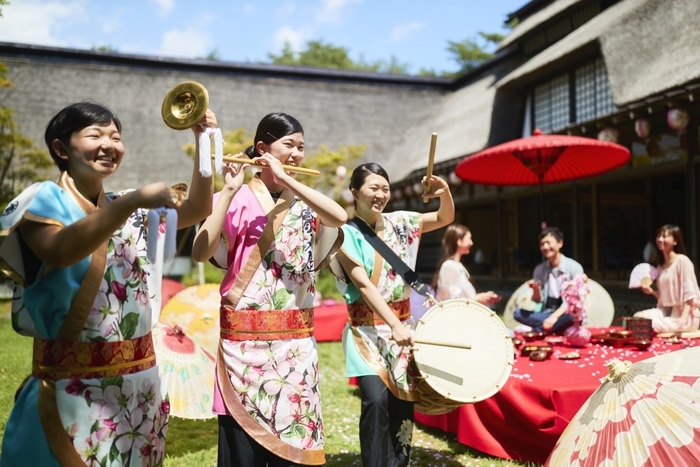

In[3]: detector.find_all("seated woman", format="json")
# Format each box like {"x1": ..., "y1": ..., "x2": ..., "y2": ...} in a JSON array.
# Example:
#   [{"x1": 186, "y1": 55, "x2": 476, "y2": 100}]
[
  {"x1": 432, "y1": 224, "x2": 500, "y2": 305},
  {"x1": 634, "y1": 224, "x2": 700, "y2": 333}
]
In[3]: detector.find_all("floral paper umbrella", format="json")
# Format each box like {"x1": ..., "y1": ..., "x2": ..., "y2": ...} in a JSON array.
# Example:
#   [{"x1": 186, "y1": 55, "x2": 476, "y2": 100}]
[
  {"x1": 546, "y1": 346, "x2": 700, "y2": 466},
  {"x1": 153, "y1": 321, "x2": 216, "y2": 420},
  {"x1": 159, "y1": 283, "x2": 220, "y2": 355}
]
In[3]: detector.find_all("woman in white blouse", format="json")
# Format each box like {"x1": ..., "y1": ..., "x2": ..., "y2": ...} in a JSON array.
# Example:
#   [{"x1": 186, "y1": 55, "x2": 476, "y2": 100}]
[{"x1": 432, "y1": 224, "x2": 501, "y2": 305}]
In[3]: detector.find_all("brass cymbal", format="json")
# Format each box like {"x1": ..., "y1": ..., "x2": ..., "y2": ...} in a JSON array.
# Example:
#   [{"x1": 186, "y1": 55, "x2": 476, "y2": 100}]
[{"x1": 161, "y1": 81, "x2": 209, "y2": 130}]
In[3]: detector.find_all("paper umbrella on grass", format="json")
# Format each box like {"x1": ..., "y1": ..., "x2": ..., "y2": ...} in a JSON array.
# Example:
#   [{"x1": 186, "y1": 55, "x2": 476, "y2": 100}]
[
  {"x1": 159, "y1": 283, "x2": 220, "y2": 356},
  {"x1": 546, "y1": 346, "x2": 700, "y2": 466},
  {"x1": 153, "y1": 321, "x2": 216, "y2": 420}
]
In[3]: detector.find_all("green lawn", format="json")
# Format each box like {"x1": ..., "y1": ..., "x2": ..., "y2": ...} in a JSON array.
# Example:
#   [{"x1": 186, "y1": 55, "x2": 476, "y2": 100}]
[{"x1": 0, "y1": 300, "x2": 536, "y2": 466}]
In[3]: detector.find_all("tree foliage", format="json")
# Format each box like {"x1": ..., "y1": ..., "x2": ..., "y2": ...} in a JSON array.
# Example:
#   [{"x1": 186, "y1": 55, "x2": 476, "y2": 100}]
[
  {"x1": 91, "y1": 45, "x2": 118, "y2": 53},
  {"x1": 446, "y1": 31, "x2": 505, "y2": 74},
  {"x1": 0, "y1": 107, "x2": 54, "y2": 211},
  {"x1": 182, "y1": 127, "x2": 255, "y2": 191},
  {"x1": 268, "y1": 40, "x2": 410, "y2": 75},
  {"x1": 0, "y1": 50, "x2": 54, "y2": 210},
  {"x1": 294, "y1": 143, "x2": 365, "y2": 205}
]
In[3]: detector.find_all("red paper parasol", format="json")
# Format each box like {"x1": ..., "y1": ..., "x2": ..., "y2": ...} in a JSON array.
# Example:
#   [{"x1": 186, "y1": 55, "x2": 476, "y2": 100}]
[
  {"x1": 546, "y1": 346, "x2": 700, "y2": 466},
  {"x1": 455, "y1": 130, "x2": 630, "y2": 226},
  {"x1": 455, "y1": 129, "x2": 630, "y2": 186},
  {"x1": 153, "y1": 321, "x2": 216, "y2": 420}
]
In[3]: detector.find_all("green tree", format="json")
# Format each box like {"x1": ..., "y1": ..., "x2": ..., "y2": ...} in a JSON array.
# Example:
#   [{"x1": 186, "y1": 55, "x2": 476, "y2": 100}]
[
  {"x1": 90, "y1": 45, "x2": 118, "y2": 53},
  {"x1": 0, "y1": 32, "x2": 54, "y2": 210},
  {"x1": 446, "y1": 31, "x2": 505, "y2": 74},
  {"x1": 0, "y1": 108, "x2": 54, "y2": 210},
  {"x1": 197, "y1": 49, "x2": 220, "y2": 61},
  {"x1": 183, "y1": 127, "x2": 254, "y2": 191},
  {"x1": 269, "y1": 40, "x2": 410, "y2": 75},
  {"x1": 294, "y1": 143, "x2": 365, "y2": 204}
]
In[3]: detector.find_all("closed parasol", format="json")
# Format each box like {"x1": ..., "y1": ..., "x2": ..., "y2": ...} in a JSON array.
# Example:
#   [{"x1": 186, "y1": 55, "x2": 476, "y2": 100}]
[
  {"x1": 455, "y1": 129, "x2": 631, "y2": 226},
  {"x1": 153, "y1": 322, "x2": 216, "y2": 420},
  {"x1": 546, "y1": 346, "x2": 700, "y2": 466},
  {"x1": 159, "y1": 283, "x2": 220, "y2": 355}
]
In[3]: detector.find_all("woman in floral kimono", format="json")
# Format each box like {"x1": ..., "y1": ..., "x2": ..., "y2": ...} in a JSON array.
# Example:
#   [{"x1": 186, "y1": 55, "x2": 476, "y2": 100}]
[
  {"x1": 332, "y1": 163, "x2": 453, "y2": 467},
  {"x1": 191, "y1": 112, "x2": 346, "y2": 466},
  {"x1": 634, "y1": 224, "x2": 700, "y2": 333},
  {"x1": 0, "y1": 101, "x2": 215, "y2": 466}
]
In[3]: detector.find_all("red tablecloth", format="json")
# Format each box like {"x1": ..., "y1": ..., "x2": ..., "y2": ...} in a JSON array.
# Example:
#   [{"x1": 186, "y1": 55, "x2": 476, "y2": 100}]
[
  {"x1": 314, "y1": 302, "x2": 347, "y2": 342},
  {"x1": 414, "y1": 329, "x2": 700, "y2": 465}
]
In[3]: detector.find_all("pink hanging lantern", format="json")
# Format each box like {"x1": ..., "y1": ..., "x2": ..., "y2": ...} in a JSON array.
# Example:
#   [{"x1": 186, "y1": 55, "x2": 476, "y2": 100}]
[
  {"x1": 412, "y1": 182, "x2": 423, "y2": 195},
  {"x1": 597, "y1": 127, "x2": 619, "y2": 143},
  {"x1": 634, "y1": 118, "x2": 650, "y2": 139},
  {"x1": 448, "y1": 171, "x2": 462, "y2": 186},
  {"x1": 667, "y1": 107, "x2": 689, "y2": 131},
  {"x1": 392, "y1": 189, "x2": 402, "y2": 200},
  {"x1": 403, "y1": 185, "x2": 413, "y2": 197}
]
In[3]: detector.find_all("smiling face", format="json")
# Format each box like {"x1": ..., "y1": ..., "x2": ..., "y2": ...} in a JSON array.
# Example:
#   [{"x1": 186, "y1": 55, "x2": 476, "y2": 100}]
[
  {"x1": 352, "y1": 173, "x2": 391, "y2": 222},
  {"x1": 457, "y1": 231, "x2": 474, "y2": 255},
  {"x1": 54, "y1": 122, "x2": 124, "y2": 182},
  {"x1": 539, "y1": 233, "x2": 563, "y2": 262},
  {"x1": 656, "y1": 229, "x2": 676, "y2": 255},
  {"x1": 258, "y1": 132, "x2": 305, "y2": 168}
]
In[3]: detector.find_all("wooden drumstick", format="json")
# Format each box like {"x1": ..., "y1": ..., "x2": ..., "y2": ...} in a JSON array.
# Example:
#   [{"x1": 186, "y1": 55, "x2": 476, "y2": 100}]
[
  {"x1": 422, "y1": 133, "x2": 438, "y2": 203},
  {"x1": 414, "y1": 338, "x2": 472, "y2": 350},
  {"x1": 213, "y1": 154, "x2": 321, "y2": 176}
]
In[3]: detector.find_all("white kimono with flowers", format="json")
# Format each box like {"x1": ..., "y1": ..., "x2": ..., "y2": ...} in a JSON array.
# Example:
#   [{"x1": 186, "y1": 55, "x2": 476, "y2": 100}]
[
  {"x1": 212, "y1": 179, "x2": 331, "y2": 466},
  {"x1": 0, "y1": 174, "x2": 168, "y2": 467}
]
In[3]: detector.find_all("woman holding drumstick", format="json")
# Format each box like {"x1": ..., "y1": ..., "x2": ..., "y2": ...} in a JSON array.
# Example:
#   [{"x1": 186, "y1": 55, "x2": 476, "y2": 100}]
[
  {"x1": 332, "y1": 162, "x2": 454, "y2": 467},
  {"x1": 192, "y1": 112, "x2": 346, "y2": 467}
]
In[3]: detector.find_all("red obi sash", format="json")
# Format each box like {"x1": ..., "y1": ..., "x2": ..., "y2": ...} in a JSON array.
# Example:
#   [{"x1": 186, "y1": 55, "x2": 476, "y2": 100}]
[
  {"x1": 32, "y1": 333, "x2": 156, "y2": 381},
  {"x1": 347, "y1": 298, "x2": 411, "y2": 326},
  {"x1": 220, "y1": 307, "x2": 315, "y2": 340}
]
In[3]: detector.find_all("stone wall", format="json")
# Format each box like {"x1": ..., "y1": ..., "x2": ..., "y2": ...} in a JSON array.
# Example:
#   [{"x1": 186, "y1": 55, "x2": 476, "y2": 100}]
[{"x1": 0, "y1": 46, "x2": 447, "y2": 192}]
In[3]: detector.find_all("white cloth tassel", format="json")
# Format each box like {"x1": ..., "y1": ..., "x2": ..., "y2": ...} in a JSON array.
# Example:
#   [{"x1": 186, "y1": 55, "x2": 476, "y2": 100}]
[
  {"x1": 163, "y1": 208, "x2": 178, "y2": 263},
  {"x1": 147, "y1": 209, "x2": 161, "y2": 263},
  {"x1": 213, "y1": 128, "x2": 224, "y2": 174},
  {"x1": 197, "y1": 127, "x2": 224, "y2": 177}
]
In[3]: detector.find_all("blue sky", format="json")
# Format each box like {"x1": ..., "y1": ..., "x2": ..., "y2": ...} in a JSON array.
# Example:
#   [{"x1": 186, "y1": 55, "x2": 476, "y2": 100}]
[{"x1": 0, "y1": 0, "x2": 526, "y2": 75}]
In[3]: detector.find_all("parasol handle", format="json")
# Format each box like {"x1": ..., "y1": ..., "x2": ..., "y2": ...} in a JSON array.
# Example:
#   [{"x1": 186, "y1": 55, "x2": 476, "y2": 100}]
[{"x1": 423, "y1": 132, "x2": 438, "y2": 203}]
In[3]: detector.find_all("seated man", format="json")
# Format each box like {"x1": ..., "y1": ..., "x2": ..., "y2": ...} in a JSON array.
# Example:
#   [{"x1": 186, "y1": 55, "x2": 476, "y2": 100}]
[{"x1": 514, "y1": 227, "x2": 584, "y2": 333}]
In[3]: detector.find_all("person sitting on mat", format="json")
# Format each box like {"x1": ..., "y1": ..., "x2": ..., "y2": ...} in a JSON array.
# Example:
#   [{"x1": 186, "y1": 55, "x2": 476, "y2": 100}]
[{"x1": 513, "y1": 227, "x2": 583, "y2": 334}]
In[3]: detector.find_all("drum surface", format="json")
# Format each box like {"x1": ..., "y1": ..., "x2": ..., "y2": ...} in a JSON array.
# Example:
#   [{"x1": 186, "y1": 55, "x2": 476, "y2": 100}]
[{"x1": 413, "y1": 299, "x2": 514, "y2": 414}]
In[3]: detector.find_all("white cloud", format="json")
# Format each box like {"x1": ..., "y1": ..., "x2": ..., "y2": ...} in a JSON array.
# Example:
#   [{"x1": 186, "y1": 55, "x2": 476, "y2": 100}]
[
  {"x1": 273, "y1": 25, "x2": 306, "y2": 52},
  {"x1": 158, "y1": 13, "x2": 216, "y2": 59},
  {"x1": 159, "y1": 28, "x2": 211, "y2": 58},
  {"x1": 389, "y1": 21, "x2": 426, "y2": 42},
  {"x1": 276, "y1": 2, "x2": 297, "y2": 16},
  {"x1": 315, "y1": 0, "x2": 361, "y2": 24},
  {"x1": 150, "y1": 0, "x2": 175, "y2": 17},
  {"x1": 0, "y1": 0, "x2": 84, "y2": 46}
]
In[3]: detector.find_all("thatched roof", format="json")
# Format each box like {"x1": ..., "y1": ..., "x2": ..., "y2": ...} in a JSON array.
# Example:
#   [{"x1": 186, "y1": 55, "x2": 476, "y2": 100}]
[
  {"x1": 498, "y1": 0, "x2": 700, "y2": 106},
  {"x1": 498, "y1": 0, "x2": 582, "y2": 50},
  {"x1": 387, "y1": 60, "x2": 523, "y2": 182},
  {"x1": 600, "y1": 0, "x2": 700, "y2": 105}
]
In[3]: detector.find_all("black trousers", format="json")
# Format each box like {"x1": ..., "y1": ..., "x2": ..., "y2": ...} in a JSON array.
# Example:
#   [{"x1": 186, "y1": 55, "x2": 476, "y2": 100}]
[
  {"x1": 218, "y1": 415, "x2": 305, "y2": 467},
  {"x1": 357, "y1": 375, "x2": 414, "y2": 467}
]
